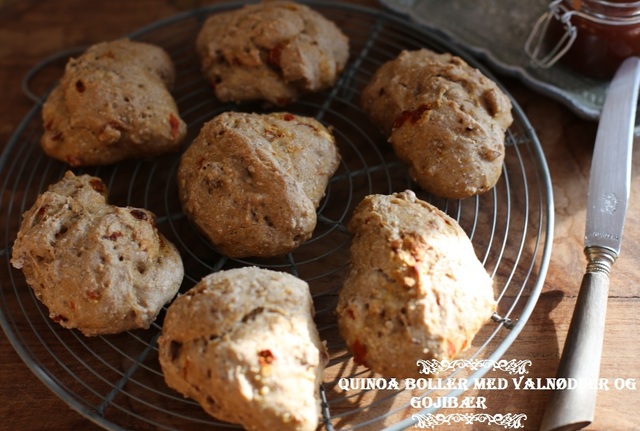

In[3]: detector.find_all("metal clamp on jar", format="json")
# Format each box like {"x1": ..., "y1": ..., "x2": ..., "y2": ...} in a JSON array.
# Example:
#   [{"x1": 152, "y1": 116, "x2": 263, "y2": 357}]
[{"x1": 525, "y1": 0, "x2": 640, "y2": 79}]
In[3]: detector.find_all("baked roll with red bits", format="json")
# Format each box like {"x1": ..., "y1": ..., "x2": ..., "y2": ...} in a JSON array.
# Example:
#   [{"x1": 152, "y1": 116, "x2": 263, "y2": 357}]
[
  {"x1": 41, "y1": 38, "x2": 186, "y2": 166},
  {"x1": 11, "y1": 171, "x2": 184, "y2": 336},
  {"x1": 158, "y1": 267, "x2": 328, "y2": 431},
  {"x1": 336, "y1": 191, "x2": 496, "y2": 379},
  {"x1": 196, "y1": 1, "x2": 349, "y2": 106},
  {"x1": 362, "y1": 49, "x2": 513, "y2": 199},
  {"x1": 177, "y1": 111, "x2": 340, "y2": 258}
]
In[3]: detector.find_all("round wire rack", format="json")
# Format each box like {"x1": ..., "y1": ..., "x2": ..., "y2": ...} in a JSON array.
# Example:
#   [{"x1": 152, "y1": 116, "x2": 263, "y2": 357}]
[{"x1": 0, "y1": 2, "x2": 554, "y2": 430}]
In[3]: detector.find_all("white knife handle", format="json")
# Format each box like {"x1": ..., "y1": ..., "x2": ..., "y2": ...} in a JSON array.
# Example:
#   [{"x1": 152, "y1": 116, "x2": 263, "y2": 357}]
[{"x1": 539, "y1": 246, "x2": 615, "y2": 431}]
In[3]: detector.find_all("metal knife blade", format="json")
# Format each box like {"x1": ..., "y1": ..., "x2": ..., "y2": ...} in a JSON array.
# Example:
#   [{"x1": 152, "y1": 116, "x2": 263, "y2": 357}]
[
  {"x1": 585, "y1": 56, "x2": 640, "y2": 254},
  {"x1": 540, "y1": 56, "x2": 640, "y2": 431}
]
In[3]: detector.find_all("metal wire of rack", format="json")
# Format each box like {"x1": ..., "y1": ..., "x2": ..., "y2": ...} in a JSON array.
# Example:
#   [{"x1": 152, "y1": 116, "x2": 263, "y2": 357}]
[{"x1": 0, "y1": 2, "x2": 554, "y2": 430}]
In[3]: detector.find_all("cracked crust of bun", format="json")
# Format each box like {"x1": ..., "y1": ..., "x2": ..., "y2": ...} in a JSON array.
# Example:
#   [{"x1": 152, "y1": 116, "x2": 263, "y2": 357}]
[
  {"x1": 361, "y1": 49, "x2": 513, "y2": 199},
  {"x1": 41, "y1": 38, "x2": 187, "y2": 166},
  {"x1": 196, "y1": 1, "x2": 349, "y2": 106},
  {"x1": 158, "y1": 267, "x2": 328, "y2": 431},
  {"x1": 336, "y1": 191, "x2": 496, "y2": 379},
  {"x1": 10, "y1": 171, "x2": 184, "y2": 336},
  {"x1": 177, "y1": 111, "x2": 340, "y2": 258}
]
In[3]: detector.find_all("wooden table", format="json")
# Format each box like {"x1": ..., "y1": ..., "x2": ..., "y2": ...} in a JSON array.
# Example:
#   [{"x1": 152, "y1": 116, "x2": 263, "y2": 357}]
[{"x1": 1, "y1": 1, "x2": 639, "y2": 430}]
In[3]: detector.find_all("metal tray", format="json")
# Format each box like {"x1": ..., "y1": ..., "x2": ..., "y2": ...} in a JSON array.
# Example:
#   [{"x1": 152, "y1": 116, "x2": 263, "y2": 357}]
[
  {"x1": 0, "y1": 2, "x2": 554, "y2": 430},
  {"x1": 379, "y1": 0, "x2": 619, "y2": 123}
]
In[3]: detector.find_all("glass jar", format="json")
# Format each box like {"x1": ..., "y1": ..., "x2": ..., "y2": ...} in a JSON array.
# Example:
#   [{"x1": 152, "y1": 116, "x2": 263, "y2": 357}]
[{"x1": 525, "y1": 0, "x2": 640, "y2": 79}]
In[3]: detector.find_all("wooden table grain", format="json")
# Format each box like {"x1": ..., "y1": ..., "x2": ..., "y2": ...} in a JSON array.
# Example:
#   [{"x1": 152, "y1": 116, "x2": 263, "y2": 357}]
[{"x1": 1, "y1": 1, "x2": 639, "y2": 430}]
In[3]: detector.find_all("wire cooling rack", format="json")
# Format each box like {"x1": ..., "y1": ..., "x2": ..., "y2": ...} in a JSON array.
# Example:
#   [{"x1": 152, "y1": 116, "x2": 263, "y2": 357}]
[{"x1": 0, "y1": 2, "x2": 554, "y2": 430}]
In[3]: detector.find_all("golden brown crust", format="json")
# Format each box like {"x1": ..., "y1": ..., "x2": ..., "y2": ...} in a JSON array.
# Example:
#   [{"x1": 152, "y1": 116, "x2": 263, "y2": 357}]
[
  {"x1": 158, "y1": 267, "x2": 328, "y2": 431},
  {"x1": 177, "y1": 111, "x2": 340, "y2": 258},
  {"x1": 10, "y1": 171, "x2": 184, "y2": 336},
  {"x1": 336, "y1": 191, "x2": 496, "y2": 378},
  {"x1": 361, "y1": 49, "x2": 513, "y2": 199},
  {"x1": 41, "y1": 38, "x2": 187, "y2": 166},
  {"x1": 196, "y1": 1, "x2": 349, "y2": 105}
]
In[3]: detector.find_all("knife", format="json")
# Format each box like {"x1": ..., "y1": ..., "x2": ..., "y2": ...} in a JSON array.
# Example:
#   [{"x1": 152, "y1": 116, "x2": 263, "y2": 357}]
[{"x1": 540, "y1": 56, "x2": 640, "y2": 431}]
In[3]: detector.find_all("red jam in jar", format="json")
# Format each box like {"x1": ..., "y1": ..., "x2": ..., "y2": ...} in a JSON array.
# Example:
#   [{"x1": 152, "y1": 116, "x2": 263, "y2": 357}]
[{"x1": 526, "y1": 0, "x2": 640, "y2": 79}]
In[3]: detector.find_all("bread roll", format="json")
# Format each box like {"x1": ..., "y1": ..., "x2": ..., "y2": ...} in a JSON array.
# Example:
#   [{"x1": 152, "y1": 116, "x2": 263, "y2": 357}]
[
  {"x1": 361, "y1": 49, "x2": 513, "y2": 199},
  {"x1": 11, "y1": 171, "x2": 184, "y2": 336},
  {"x1": 196, "y1": 1, "x2": 349, "y2": 105},
  {"x1": 177, "y1": 111, "x2": 340, "y2": 258},
  {"x1": 41, "y1": 38, "x2": 187, "y2": 166},
  {"x1": 336, "y1": 191, "x2": 496, "y2": 378},
  {"x1": 158, "y1": 267, "x2": 328, "y2": 431}
]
